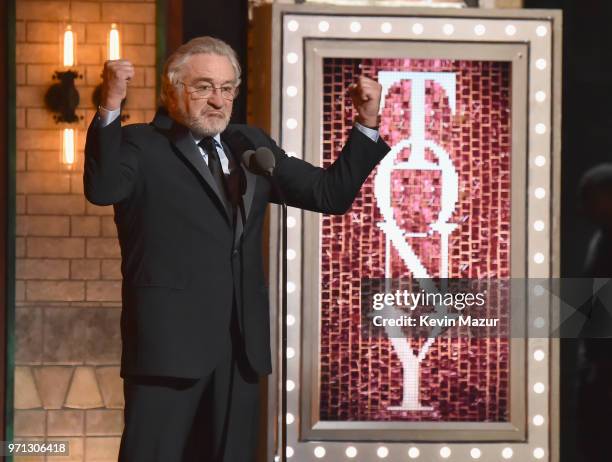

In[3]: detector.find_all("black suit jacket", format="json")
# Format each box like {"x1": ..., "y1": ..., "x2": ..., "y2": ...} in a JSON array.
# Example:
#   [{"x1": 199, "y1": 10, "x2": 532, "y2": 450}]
[{"x1": 84, "y1": 108, "x2": 390, "y2": 378}]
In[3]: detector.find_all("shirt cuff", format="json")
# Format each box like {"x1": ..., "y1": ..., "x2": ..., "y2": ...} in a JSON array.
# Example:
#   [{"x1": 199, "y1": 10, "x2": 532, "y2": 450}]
[
  {"x1": 98, "y1": 106, "x2": 121, "y2": 127},
  {"x1": 354, "y1": 122, "x2": 380, "y2": 143}
]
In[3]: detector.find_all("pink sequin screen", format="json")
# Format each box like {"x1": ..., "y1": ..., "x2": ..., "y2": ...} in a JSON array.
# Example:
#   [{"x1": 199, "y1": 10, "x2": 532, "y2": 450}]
[{"x1": 319, "y1": 58, "x2": 511, "y2": 422}]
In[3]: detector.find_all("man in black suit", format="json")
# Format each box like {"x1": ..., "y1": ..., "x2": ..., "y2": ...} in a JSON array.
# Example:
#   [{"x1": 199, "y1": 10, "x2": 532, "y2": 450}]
[{"x1": 84, "y1": 36, "x2": 389, "y2": 462}]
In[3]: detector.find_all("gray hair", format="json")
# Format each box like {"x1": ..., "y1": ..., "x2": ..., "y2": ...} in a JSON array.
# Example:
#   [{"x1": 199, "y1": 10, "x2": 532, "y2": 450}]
[{"x1": 160, "y1": 36, "x2": 242, "y2": 107}]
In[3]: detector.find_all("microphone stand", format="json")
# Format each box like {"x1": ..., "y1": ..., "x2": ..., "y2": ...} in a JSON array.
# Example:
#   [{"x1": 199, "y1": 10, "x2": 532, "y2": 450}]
[
  {"x1": 265, "y1": 172, "x2": 287, "y2": 462},
  {"x1": 241, "y1": 150, "x2": 287, "y2": 462}
]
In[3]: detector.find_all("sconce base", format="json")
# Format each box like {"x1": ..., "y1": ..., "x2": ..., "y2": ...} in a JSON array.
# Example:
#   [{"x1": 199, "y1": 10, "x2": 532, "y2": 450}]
[{"x1": 45, "y1": 70, "x2": 83, "y2": 124}]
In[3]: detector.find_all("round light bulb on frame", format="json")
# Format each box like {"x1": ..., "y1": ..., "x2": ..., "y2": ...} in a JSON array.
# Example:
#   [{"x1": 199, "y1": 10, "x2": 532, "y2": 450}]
[
  {"x1": 286, "y1": 413, "x2": 294, "y2": 424},
  {"x1": 286, "y1": 380, "x2": 295, "y2": 391},
  {"x1": 287, "y1": 20, "x2": 299, "y2": 32},
  {"x1": 505, "y1": 24, "x2": 517, "y2": 36},
  {"x1": 286, "y1": 118, "x2": 298, "y2": 130},
  {"x1": 470, "y1": 448, "x2": 481, "y2": 459},
  {"x1": 534, "y1": 220, "x2": 545, "y2": 231},
  {"x1": 314, "y1": 446, "x2": 326, "y2": 458},
  {"x1": 287, "y1": 216, "x2": 296, "y2": 228},
  {"x1": 287, "y1": 282, "x2": 296, "y2": 293},
  {"x1": 533, "y1": 349, "x2": 545, "y2": 361},
  {"x1": 286, "y1": 347, "x2": 295, "y2": 359},
  {"x1": 287, "y1": 52, "x2": 298, "y2": 64},
  {"x1": 535, "y1": 155, "x2": 546, "y2": 167},
  {"x1": 286, "y1": 446, "x2": 294, "y2": 458},
  {"x1": 381, "y1": 22, "x2": 392, "y2": 34},
  {"x1": 287, "y1": 315, "x2": 296, "y2": 326},
  {"x1": 536, "y1": 25, "x2": 548, "y2": 37},
  {"x1": 533, "y1": 448, "x2": 545, "y2": 459},
  {"x1": 535, "y1": 123, "x2": 547, "y2": 134},
  {"x1": 536, "y1": 59, "x2": 547, "y2": 70},
  {"x1": 502, "y1": 447, "x2": 513, "y2": 459},
  {"x1": 350, "y1": 21, "x2": 362, "y2": 33},
  {"x1": 286, "y1": 86, "x2": 298, "y2": 97},
  {"x1": 533, "y1": 382, "x2": 546, "y2": 394},
  {"x1": 443, "y1": 24, "x2": 454, "y2": 35},
  {"x1": 408, "y1": 447, "x2": 420, "y2": 458},
  {"x1": 533, "y1": 414, "x2": 545, "y2": 426},
  {"x1": 534, "y1": 187, "x2": 546, "y2": 199},
  {"x1": 318, "y1": 21, "x2": 330, "y2": 32},
  {"x1": 534, "y1": 317, "x2": 546, "y2": 329},
  {"x1": 377, "y1": 446, "x2": 389, "y2": 458},
  {"x1": 534, "y1": 253, "x2": 545, "y2": 264},
  {"x1": 345, "y1": 446, "x2": 357, "y2": 458},
  {"x1": 535, "y1": 91, "x2": 546, "y2": 102},
  {"x1": 412, "y1": 23, "x2": 424, "y2": 35},
  {"x1": 534, "y1": 285, "x2": 545, "y2": 296},
  {"x1": 440, "y1": 446, "x2": 451, "y2": 458},
  {"x1": 474, "y1": 24, "x2": 486, "y2": 35}
]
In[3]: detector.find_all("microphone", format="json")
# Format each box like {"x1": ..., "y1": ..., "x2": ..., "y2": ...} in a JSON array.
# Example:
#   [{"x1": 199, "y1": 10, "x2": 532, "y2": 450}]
[{"x1": 241, "y1": 147, "x2": 275, "y2": 176}]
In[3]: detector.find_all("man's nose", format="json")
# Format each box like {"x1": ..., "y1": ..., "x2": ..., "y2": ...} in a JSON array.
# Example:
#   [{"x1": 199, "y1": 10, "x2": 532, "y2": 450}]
[{"x1": 207, "y1": 89, "x2": 224, "y2": 108}]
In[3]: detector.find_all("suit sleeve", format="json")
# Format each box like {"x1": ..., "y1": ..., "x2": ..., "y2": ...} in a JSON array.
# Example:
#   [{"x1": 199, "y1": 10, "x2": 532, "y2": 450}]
[
  {"x1": 83, "y1": 114, "x2": 140, "y2": 206},
  {"x1": 266, "y1": 127, "x2": 390, "y2": 214}
]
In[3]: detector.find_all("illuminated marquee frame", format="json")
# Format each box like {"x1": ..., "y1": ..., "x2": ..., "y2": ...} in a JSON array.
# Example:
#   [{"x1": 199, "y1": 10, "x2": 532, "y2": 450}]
[{"x1": 254, "y1": 4, "x2": 561, "y2": 462}]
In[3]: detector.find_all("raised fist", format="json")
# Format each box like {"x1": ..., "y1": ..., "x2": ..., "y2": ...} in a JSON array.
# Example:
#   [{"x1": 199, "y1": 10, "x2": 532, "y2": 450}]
[
  {"x1": 348, "y1": 75, "x2": 382, "y2": 129},
  {"x1": 101, "y1": 59, "x2": 135, "y2": 111}
]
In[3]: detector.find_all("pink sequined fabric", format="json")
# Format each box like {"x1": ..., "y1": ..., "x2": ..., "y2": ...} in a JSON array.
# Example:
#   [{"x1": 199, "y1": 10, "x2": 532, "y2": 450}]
[{"x1": 319, "y1": 58, "x2": 511, "y2": 422}]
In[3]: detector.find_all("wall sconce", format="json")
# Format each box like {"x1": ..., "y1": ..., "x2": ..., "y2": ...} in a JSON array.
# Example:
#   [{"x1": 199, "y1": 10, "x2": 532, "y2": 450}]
[
  {"x1": 92, "y1": 23, "x2": 129, "y2": 121},
  {"x1": 45, "y1": 24, "x2": 82, "y2": 124},
  {"x1": 43, "y1": 24, "x2": 82, "y2": 169},
  {"x1": 45, "y1": 22, "x2": 131, "y2": 167}
]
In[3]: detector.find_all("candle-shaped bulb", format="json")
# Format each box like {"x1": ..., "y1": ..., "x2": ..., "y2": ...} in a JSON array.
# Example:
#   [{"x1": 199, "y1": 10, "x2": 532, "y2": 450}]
[
  {"x1": 63, "y1": 25, "x2": 75, "y2": 67},
  {"x1": 109, "y1": 24, "x2": 121, "y2": 60},
  {"x1": 62, "y1": 128, "x2": 76, "y2": 166}
]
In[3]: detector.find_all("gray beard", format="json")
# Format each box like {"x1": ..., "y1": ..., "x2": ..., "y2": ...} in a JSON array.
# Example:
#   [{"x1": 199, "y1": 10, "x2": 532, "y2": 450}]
[{"x1": 184, "y1": 113, "x2": 230, "y2": 138}]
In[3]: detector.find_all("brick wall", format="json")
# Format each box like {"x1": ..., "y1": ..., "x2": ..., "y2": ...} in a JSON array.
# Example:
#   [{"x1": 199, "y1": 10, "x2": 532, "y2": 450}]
[{"x1": 14, "y1": 1, "x2": 156, "y2": 460}]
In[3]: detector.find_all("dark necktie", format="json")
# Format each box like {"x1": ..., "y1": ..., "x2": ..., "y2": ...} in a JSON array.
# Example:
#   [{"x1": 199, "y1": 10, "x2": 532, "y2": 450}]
[{"x1": 199, "y1": 137, "x2": 227, "y2": 201}]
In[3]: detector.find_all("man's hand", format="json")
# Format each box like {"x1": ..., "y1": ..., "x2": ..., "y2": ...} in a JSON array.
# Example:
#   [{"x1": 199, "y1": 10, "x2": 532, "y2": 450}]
[
  {"x1": 101, "y1": 59, "x2": 135, "y2": 111},
  {"x1": 348, "y1": 75, "x2": 382, "y2": 129}
]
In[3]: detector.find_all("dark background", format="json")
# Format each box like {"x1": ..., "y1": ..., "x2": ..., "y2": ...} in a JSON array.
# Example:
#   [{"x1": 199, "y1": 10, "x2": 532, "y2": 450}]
[{"x1": 182, "y1": 0, "x2": 249, "y2": 124}]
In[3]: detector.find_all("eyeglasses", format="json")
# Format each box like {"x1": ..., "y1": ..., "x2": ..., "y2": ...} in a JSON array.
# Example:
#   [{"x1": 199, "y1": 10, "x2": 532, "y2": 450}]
[{"x1": 178, "y1": 81, "x2": 239, "y2": 101}]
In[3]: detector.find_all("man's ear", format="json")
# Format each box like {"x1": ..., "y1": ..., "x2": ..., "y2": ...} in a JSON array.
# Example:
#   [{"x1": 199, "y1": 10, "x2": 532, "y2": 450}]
[{"x1": 165, "y1": 93, "x2": 180, "y2": 120}]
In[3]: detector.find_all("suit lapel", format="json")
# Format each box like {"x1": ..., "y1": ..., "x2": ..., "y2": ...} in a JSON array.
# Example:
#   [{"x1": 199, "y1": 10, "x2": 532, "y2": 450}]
[
  {"x1": 152, "y1": 109, "x2": 232, "y2": 223},
  {"x1": 220, "y1": 139, "x2": 257, "y2": 247},
  {"x1": 221, "y1": 129, "x2": 257, "y2": 222},
  {"x1": 242, "y1": 168, "x2": 256, "y2": 223}
]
